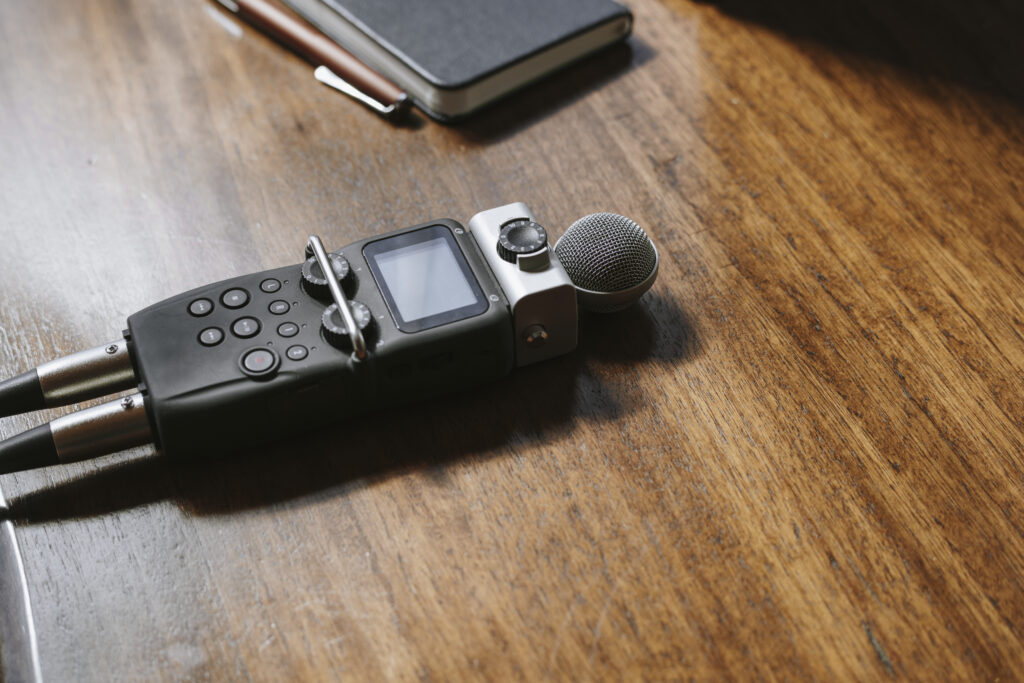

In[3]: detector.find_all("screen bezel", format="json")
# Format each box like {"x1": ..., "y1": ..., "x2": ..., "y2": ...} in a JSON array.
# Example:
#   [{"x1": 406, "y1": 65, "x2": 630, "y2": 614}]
[{"x1": 363, "y1": 224, "x2": 489, "y2": 333}]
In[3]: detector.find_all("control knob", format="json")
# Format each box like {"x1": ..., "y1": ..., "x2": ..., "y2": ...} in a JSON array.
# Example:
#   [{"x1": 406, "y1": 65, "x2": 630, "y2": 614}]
[
  {"x1": 496, "y1": 219, "x2": 550, "y2": 271},
  {"x1": 321, "y1": 300, "x2": 373, "y2": 350},
  {"x1": 301, "y1": 253, "x2": 350, "y2": 299}
]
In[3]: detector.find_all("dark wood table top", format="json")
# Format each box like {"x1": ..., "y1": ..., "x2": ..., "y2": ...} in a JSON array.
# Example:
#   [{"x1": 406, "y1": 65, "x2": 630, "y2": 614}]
[{"x1": 2, "y1": 0, "x2": 1023, "y2": 679}]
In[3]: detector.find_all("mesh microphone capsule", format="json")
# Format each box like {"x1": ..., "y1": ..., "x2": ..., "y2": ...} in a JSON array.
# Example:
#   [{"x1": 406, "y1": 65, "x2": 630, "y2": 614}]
[{"x1": 555, "y1": 212, "x2": 660, "y2": 313}]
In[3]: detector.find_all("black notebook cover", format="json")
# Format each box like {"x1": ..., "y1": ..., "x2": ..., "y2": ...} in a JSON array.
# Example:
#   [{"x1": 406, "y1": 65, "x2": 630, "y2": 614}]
[{"x1": 319, "y1": 0, "x2": 631, "y2": 90}]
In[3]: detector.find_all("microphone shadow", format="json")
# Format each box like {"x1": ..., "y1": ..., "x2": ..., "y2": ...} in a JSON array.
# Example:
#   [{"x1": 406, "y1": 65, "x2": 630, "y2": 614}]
[{"x1": 4, "y1": 291, "x2": 699, "y2": 522}]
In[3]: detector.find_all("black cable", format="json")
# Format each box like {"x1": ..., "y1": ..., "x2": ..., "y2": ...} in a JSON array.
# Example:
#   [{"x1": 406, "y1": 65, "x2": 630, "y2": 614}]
[
  {"x1": 0, "y1": 370, "x2": 45, "y2": 418},
  {"x1": 0, "y1": 425, "x2": 58, "y2": 475}
]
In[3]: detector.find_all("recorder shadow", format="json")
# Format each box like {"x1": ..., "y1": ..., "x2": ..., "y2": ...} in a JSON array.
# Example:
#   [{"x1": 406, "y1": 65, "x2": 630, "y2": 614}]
[{"x1": 3, "y1": 292, "x2": 699, "y2": 522}]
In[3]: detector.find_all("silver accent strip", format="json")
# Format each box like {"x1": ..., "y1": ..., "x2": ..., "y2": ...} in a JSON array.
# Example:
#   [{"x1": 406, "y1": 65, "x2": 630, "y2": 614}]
[
  {"x1": 313, "y1": 66, "x2": 408, "y2": 119},
  {"x1": 50, "y1": 393, "x2": 152, "y2": 464},
  {"x1": 0, "y1": 487, "x2": 44, "y2": 683},
  {"x1": 307, "y1": 235, "x2": 367, "y2": 360},
  {"x1": 37, "y1": 340, "x2": 137, "y2": 407}
]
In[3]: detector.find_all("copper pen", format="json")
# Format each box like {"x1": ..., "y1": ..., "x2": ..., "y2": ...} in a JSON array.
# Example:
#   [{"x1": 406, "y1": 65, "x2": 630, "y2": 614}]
[{"x1": 215, "y1": 0, "x2": 409, "y2": 120}]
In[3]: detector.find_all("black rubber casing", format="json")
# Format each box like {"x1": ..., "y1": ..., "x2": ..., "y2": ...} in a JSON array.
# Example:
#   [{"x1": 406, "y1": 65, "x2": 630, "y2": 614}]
[{"x1": 126, "y1": 219, "x2": 513, "y2": 458}]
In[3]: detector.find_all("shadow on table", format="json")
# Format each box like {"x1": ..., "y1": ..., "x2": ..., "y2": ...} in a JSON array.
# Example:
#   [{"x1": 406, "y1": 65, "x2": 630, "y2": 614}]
[
  {"x1": 451, "y1": 39, "x2": 652, "y2": 144},
  {"x1": 4, "y1": 291, "x2": 699, "y2": 522},
  {"x1": 697, "y1": 0, "x2": 1024, "y2": 108}
]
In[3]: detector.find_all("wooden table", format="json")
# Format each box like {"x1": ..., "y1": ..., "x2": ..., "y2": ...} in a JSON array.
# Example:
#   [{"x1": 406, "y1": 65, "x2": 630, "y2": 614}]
[{"x1": 2, "y1": 0, "x2": 1023, "y2": 679}]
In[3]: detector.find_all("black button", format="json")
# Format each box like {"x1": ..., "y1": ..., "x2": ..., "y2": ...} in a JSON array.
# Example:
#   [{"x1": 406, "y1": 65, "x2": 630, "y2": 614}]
[
  {"x1": 286, "y1": 345, "x2": 308, "y2": 361},
  {"x1": 241, "y1": 348, "x2": 279, "y2": 377},
  {"x1": 268, "y1": 300, "x2": 290, "y2": 315},
  {"x1": 221, "y1": 288, "x2": 250, "y2": 309},
  {"x1": 189, "y1": 298, "x2": 213, "y2": 317},
  {"x1": 231, "y1": 317, "x2": 261, "y2": 338},
  {"x1": 260, "y1": 278, "x2": 282, "y2": 293},
  {"x1": 198, "y1": 327, "x2": 224, "y2": 346},
  {"x1": 277, "y1": 322, "x2": 299, "y2": 338}
]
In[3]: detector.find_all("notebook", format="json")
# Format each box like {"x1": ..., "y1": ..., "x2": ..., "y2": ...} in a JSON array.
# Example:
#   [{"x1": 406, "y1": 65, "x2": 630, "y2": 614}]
[{"x1": 281, "y1": 0, "x2": 633, "y2": 120}]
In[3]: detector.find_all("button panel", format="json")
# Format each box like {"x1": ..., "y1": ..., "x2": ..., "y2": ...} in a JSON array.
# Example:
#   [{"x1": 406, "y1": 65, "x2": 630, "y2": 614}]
[
  {"x1": 192, "y1": 269, "x2": 306, "y2": 357},
  {"x1": 184, "y1": 260, "x2": 365, "y2": 380}
]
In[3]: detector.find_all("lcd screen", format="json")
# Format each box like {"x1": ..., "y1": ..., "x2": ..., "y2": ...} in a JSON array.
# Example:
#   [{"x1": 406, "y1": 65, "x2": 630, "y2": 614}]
[{"x1": 365, "y1": 226, "x2": 487, "y2": 332}]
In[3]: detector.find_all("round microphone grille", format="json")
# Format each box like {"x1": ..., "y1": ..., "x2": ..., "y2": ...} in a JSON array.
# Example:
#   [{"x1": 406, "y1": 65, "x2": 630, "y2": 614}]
[{"x1": 554, "y1": 213, "x2": 657, "y2": 293}]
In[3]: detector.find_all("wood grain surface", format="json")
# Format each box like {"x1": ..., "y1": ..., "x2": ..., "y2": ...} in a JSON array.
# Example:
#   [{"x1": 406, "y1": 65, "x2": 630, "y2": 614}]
[{"x1": 2, "y1": 0, "x2": 1023, "y2": 680}]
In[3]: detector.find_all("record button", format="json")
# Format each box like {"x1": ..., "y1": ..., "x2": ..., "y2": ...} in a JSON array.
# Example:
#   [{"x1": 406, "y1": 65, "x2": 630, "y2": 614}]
[{"x1": 240, "y1": 348, "x2": 279, "y2": 377}]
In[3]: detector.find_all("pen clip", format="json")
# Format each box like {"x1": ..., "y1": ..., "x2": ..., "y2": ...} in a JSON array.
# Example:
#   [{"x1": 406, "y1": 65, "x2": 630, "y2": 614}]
[{"x1": 313, "y1": 66, "x2": 408, "y2": 120}]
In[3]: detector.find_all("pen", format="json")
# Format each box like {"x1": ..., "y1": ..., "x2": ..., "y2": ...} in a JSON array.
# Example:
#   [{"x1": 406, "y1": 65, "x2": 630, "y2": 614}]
[{"x1": 214, "y1": 0, "x2": 409, "y2": 120}]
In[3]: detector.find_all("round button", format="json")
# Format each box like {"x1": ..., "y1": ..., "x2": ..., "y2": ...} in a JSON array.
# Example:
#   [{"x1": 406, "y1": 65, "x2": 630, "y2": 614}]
[
  {"x1": 189, "y1": 298, "x2": 213, "y2": 317},
  {"x1": 277, "y1": 322, "x2": 299, "y2": 338},
  {"x1": 240, "y1": 347, "x2": 279, "y2": 377},
  {"x1": 231, "y1": 317, "x2": 261, "y2": 338},
  {"x1": 221, "y1": 288, "x2": 250, "y2": 309},
  {"x1": 286, "y1": 345, "x2": 308, "y2": 361},
  {"x1": 260, "y1": 278, "x2": 282, "y2": 293},
  {"x1": 198, "y1": 327, "x2": 224, "y2": 346},
  {"x1": 268, "y1": 300, "x2": 290, "y2": 315}
]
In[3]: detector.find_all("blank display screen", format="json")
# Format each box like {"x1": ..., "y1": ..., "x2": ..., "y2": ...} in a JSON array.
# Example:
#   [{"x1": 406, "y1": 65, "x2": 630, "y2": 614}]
[
  {"x1": 364, "y1": 225, "x2": 488, "y2": 332},
  {"x1": 375, "y1": 238, "x2": 476, "y2": 320}
]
